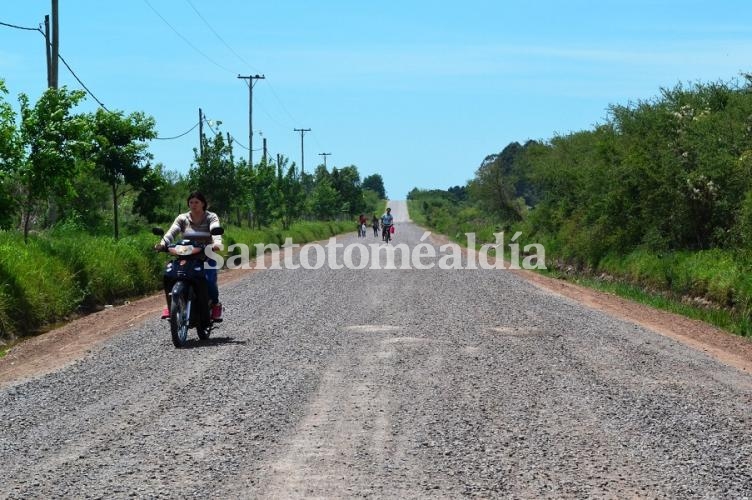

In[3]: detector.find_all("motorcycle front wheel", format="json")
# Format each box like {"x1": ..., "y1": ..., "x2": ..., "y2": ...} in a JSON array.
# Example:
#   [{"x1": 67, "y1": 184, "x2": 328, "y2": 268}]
[
  {"x1": 170, "y1": 282, "x2": 190, "y2": 348},
  {"x1": 197, "y1": 310, "x2": 210, "y2": 341}
]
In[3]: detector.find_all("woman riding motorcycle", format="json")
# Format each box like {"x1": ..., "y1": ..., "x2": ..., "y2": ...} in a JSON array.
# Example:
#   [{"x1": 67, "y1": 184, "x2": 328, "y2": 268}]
[{"x1": 154, "y1": 191, "x2": 223, "y2": 321}]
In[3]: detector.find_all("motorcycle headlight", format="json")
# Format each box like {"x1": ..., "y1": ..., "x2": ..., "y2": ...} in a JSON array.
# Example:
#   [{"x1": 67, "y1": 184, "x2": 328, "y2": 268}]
[{"x1": 174, "y1": 244, "x2": 195, "y2": 256}]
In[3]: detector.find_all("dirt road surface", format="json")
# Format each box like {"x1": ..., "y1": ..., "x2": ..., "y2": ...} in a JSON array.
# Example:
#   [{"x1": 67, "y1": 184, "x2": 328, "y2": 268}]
[{"x1": 1, "y1": 200, "x2": 751, "y2": 498}]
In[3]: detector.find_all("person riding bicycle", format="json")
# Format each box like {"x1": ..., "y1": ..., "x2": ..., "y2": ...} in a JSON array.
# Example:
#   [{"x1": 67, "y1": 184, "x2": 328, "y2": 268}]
[
  {"x1": 154, "y1": 191, "x2": 223, "y2": 321},
  {"x1": 380, "y1": 207, "x2": 394, "y2": 241}
]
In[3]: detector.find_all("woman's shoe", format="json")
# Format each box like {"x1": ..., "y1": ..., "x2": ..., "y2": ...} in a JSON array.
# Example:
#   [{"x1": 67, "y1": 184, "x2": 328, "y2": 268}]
[{"x1": 211, "y1": 303, "x2": 223, "y2": 322}]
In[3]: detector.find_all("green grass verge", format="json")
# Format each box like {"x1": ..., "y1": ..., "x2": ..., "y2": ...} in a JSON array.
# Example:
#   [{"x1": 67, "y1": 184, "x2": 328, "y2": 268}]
[
  {"x1": 540, "y1": 269, "x2": 750, "y2": 336},
  {"x1": 408, "y1": 198, "x2": 752, "y2": 338},
  {"x1": 0, "y1": 219, "x2": 358, "y2": 341}
]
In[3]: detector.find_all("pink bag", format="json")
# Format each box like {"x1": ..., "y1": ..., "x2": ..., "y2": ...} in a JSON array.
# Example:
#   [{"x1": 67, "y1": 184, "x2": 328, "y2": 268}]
[{"x1": 390, "y1": 225, "x2": 395, "y2": 234}]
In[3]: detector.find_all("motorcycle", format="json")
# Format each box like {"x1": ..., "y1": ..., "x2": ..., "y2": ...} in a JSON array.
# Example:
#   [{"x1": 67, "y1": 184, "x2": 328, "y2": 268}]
[{"x1": 152, "y1": 226, "x2": 224, "y2": 348}]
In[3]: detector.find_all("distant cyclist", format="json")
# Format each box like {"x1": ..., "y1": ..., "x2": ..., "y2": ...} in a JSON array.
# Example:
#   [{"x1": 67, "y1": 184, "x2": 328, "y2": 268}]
[{"x1": 380, "y1": 207, "x2": 394, "y2": 241}]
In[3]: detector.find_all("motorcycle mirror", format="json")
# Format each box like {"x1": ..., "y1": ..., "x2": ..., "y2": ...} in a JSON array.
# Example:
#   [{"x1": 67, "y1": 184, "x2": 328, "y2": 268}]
[
  {"x1": 210, "y1": 227, "x2": 224, "y2": 236},
  {"x1": 151, "y1": 227, "x2": 165, "y2": 236}
]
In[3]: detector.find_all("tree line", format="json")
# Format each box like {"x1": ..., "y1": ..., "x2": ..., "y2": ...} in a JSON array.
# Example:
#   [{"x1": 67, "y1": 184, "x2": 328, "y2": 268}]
[
  {"x1": 0, "y1": 81, "x2": 388, "y2": 240},
  {"x1": 407, "y1": 76, "x2": 752, "y2": 334},
  {"x1": 413, "y1": 76, "x2": 752, "y2": 267}
]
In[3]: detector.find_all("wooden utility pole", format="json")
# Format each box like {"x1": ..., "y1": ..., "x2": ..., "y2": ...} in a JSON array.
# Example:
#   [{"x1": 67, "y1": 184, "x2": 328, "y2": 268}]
[
  {"x1": 44, "y1": 15, "x2": 52, "y2": 87},
  {"x1": 198, "y1": 108, "x2": 204, "y2": 157},
  {"x1": 319, "y1": 152, "x2": 331, "y2": 169},
  {"x1": 50, "y1": 0, "x2": 59, "y2": 88},
  {"x1": 294, "y1": 128, "x2": 311, "y2": 174},
  {"x1": 237, "y1": 74, "x2": 265, "y2": 167}
]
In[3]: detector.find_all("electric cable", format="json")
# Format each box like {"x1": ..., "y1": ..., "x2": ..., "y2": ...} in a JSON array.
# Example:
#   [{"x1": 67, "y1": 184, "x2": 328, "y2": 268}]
[
  {"x1": 184, "y1": 0, "x2": 253, "y2": 70},
  {"x1": 154, "y1": 121, "x2": 199, "y2": 140},
  {"x1": 1, "y1": 19, "x2": 110, "y2": 111},
  {"x1": 142, "y1": 0, "x2": 236, "y2": 75},
  {"x1": 57, "y1": 53, "x2": 110, "y2": 111},
  {"x1": 0, "y1": 20, "x2": 40, "y2": 31}
]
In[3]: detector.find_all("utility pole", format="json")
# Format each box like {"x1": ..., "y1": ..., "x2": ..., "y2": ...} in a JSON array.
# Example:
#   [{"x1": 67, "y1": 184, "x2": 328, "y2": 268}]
[
  {"x1": 294, "y1": 128, "x2": 311, "y2": 174},
  {"x1": 198, "y1": 108, "x2": 204, "y2": 157},
  {"x1": 237, "y1": 74, "x2": 265, "y2": 167},
  {"x1": 44, "y1": 15, "x2": 52, "y2": 87},
  {"x1": 263, "y1": 137, "x2": 268, "y2": 165},
  {"x1": 319, "y1": 152, "x2": 331, "y2": 169},
  {"x1": 44, "y1": 1, "x2": 60, "y2": 88},
  {"x1": 50, "y1": 0, "x2": 59, "y2": 88}
]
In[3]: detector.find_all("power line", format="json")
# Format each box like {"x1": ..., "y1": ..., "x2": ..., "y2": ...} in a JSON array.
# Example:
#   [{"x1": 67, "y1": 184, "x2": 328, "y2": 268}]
[
  {"x1": 203, "y1": 116, "x2": 259, "y2": 155},
  {"x1": 231, "y1": 137, "x2": 249, "y2": 151},
  {"x1": 2, "y1": 16, "x2": 326, "y2": 166},
  {"x1": 155, "y1": 121, "x2": 200, "y2": 140},
  {"x1": 181, "y1": 1, "x2": 306, "y2": 151},
  {"x1": 1, "y1": 19, "x2": 111, "y2": 111},
  {"x1": 0, "y1": 20, "x2": 40, "y2": 31},
  {"x1": 184, "y1": 0, "x2": 254, "y2": 70},
  {"x1": 57, "y1": 53, "x2": 109, "y2": 110},
  {"x1": 142, "y1": 0, "x2": 236, "y2": 75},
  {"x1": 1, "y1": 16, "x2": 248, "y2": 154},
  {"x1": 151, "y1": 4, "x2": 318, "y2": 156},
  {"x1": 180, "y1": 0, "x2": 300, "y2": 129}
]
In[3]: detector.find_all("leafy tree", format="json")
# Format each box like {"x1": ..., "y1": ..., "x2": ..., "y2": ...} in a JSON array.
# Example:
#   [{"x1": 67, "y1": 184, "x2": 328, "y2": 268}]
[
  {"x1": 17, "y1": 87, "x2": 89, "y2": 241},
  {"x1": 276, "y1": 158, "x2": 304, "y2": 229},
  {"x1": 249, "y1": 157, "x2": 279, "y2": 228},
  {"x1": 447, "y1": 185, "x2": 468, "y2": 202},
  {"x1": 331, "y1": 165, "x2": 365, "y2": 215},
  {"x1": 0, "y1": 79, "x2": 22, "y2": 229},
  {"x1": 148, "y1": 166, "x2": 190, "y2": 224},
  {"x1": 87, "y1": 108, "x2": 157, "y2": 238},
  {"x1": 361, "y1": 189, "x2": 381, "y2": 217},
  {"x1": 63, "y1": 160, "x2": 110, "y2": 232},
  {"x1": 189, "y1": 131, "x2": 245, "y2": 222},
  {"x1": 362, "y1": 173, "x2": 386, "y2": 199},
  {"x1": 469, "y1": 142, "x2": 526, "y2": 221},
  {"x1": 133, "y1": 166, "x2": 170, "y2": 224},
  {"x1": 311, "y1": 176, "x2": 341, "y2": 219}
]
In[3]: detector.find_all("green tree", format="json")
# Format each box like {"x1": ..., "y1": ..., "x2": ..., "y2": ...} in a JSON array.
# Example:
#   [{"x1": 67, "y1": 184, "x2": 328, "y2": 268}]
[
  {"x1": 87, "y1": 108, "x2": 157, "y2": 238},
  {"x1": 189, "y1": 131, "x2": 243, "y2": 221},
  {"x1": 331, "y1": 165, "x2": 365, "y2": 215},
  {"x1": 0, "y1": 79, "x2": 22, "y2": 229},
  {"x1": 469, "y1": 142, "x2": 526, "y2": 222},
  {"x1": 362, "y1": 173, "x2": 386, "y2": 199},
  {"x1": 17, "y1": 87, "x2": 89, "y2": 241},
  {"x1": 311, "y1": 176, "x2": 341, "y2": 219},
  {"x1": 249, "y1": 157, "x2": 278, "y2": 228},
  {"x1": 277, "y1": 158, "x2": 304, "y2": 229}
]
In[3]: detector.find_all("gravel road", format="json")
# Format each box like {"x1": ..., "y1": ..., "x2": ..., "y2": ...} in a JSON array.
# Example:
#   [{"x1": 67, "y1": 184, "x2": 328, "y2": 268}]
[{"x1": 1, "y1": 200, "x2": 751, "y2": 498}]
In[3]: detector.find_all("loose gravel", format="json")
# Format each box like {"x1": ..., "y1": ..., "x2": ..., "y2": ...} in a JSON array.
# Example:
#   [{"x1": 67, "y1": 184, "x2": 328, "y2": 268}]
[{"x1": 1, "y1": 200, "x2": 751, "y2": 499}]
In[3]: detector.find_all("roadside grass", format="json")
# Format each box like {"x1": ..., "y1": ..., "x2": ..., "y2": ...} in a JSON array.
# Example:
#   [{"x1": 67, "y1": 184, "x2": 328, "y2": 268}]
[
  {"x1": 407, "y1": 200, "x2": 752, "y2": 338},
  {"x1": 0, "y1": 219, "x2": 358, "y2": 342},
  {"x1": 542, "y1": 270, "x2": 750, "y2": 337}
]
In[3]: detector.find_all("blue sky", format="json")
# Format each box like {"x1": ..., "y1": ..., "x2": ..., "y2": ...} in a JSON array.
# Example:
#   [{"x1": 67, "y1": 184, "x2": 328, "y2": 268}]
[{"x1": 1, "y1": 1, "x2": 751, "y2": 199}]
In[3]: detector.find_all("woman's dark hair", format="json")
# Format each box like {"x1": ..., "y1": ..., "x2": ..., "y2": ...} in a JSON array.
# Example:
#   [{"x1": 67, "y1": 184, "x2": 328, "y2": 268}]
[{"x1": 187, "y1": 191, "x2": 208, "y2": 211}]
